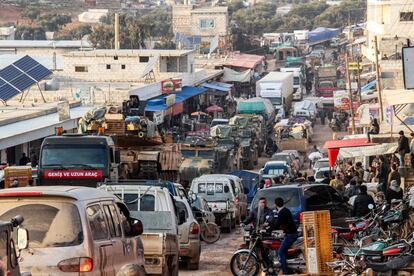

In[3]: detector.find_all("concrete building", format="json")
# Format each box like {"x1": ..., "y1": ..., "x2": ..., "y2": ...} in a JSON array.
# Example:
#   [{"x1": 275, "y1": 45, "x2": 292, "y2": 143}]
[
  {"x1": 0, "y1": 26, "x2": 15, "y2": 40},
  {"x1": 78, "y1": 9, "x2": 109, "y2": 24},
  {"x1": 62, "y1": 49, "x2": 195, "y2": 82},
  {"x1": 363, "y1": 0, "x2": 414, "y2": 62},
  {"x1": 0, "y1": 40, "x2": 93, "y2": 56},
  {"x1": 172, "y1": 5, "x2": 228, "y2": 43}
]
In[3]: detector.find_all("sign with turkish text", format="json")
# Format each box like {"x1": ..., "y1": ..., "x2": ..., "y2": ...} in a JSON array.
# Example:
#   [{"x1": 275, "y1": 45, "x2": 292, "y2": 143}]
[{"x1": 43, "y1": 170, "x2": 103, "y2": 179}]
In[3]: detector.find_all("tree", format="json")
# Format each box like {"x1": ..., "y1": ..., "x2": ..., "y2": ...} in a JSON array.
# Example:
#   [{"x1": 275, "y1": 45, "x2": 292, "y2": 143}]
[
  {"x1": 22, "y1": 7, "x2": 40, "y2": 23},
  {"x1": 89, "y1": 25, "x2": 114, "y2": 49},
  {"x1": 38, "y1": 14, "x2": 72, "y2": 32},
  {"x1": 15, "y1": 25, "x2": 46, "y2": 40}
]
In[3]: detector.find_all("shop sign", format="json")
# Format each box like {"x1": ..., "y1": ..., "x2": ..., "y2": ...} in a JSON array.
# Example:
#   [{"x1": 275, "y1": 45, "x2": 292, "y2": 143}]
[
  {"x1": 165, "y1": 94, "x2": 176, "y2": 107},
  {"x1": 153, "y1": 111, "x2": 164, "y2": 125},
  {"x1": 334, "y1": 90, "x2": 350, "y2": 110},
  {"x1": 161, "y1": 78, "x2": 182, "y2": 94}
]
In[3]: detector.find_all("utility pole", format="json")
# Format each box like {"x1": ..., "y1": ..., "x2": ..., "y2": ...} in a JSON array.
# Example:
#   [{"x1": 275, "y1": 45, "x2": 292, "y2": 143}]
[
  {"x1": 356, "y1": 56, "x2": 362, "y2": 101},
  {"x1": 345, "y1": 52, "x2": 356, "y2": 134},
  {"x1": 374, "y1": 35, "x2": 384, "y2": 122}
]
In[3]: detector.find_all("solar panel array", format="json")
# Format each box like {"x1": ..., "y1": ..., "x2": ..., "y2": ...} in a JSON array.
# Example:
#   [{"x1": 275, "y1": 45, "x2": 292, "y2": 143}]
[{"x1": 0, "y1": 55, "x2": 52, "y2": 101}]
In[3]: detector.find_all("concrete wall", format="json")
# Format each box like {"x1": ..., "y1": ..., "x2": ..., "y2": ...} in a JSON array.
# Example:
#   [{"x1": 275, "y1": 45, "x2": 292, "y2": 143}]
[
  {"x1": 172, "y1": 6, "x2": 193, "y2": 36},
  {"x1": 190, "y1": 8, "x2": 228, "y2": 39},
  {"x1": 63, "y1": 54, "x2": 193, "y2": 81}
]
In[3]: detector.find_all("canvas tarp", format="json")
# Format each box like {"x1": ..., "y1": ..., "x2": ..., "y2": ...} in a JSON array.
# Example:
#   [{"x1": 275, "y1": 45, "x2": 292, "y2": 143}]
[
  {"x1": 223, "y1": 67, "x2": 252, "y2": 83},
  {"x1": 339, "y1": 143, "x2": 398, "y2": 158},
  {"x1": 210, "y1": 125, "x2": 232, "y2": 138}
]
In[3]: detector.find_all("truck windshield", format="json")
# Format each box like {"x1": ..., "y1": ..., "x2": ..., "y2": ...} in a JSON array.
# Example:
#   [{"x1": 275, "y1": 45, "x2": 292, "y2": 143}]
[
  {"x1": 0, "y1": 201, "x2": 83, "y2": 248},
  {"x1": 293, "y1": 76, "x2": 300, "y2": 85},
  {"x1": 199, "y1": 150, "x2": 214, "y2": 159},
  {"x1": 266, "y1": 97, "x2": 282, "y2": 106},
  {"x1": 181, "y1": 150, "x2": 197, "y2": 158},
  {"x1": 41, "y1": 145, "x2": 108, "y2": 169}
]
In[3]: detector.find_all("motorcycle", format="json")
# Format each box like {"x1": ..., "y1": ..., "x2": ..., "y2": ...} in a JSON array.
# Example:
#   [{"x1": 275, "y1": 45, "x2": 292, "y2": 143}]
[{"x1": 230, "y1": 218, "x2": 305, "y2": 275}]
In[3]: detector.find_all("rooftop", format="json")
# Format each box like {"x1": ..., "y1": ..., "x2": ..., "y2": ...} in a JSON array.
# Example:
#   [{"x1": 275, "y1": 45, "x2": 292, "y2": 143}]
[
  {"x1": 0, "y1": 54, "x2": 63, "y2": 70},
  {"x1": 64, "y1": 49, "x2": 195, "y2": 57},
  {"x1": 0, "y1": 40, "x2": 92, "y2": 49}
]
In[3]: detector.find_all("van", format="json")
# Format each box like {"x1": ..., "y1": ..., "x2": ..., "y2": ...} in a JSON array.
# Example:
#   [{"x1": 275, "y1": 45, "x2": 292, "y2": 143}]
[
  {"x1": 189, "y1": 174, "x2": 245, "y2": 232},
  {"x1": 0, "y1": 186, "x2": 145, "y2": 276}
]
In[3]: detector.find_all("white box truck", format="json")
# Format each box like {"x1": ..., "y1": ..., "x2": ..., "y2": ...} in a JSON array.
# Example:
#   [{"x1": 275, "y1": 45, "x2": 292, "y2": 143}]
[
  {"x1": 280, "y1": 67, "x2": 303, "y2": 101},
  {"x1": 256, "y1": 72, "x2": 294, "y2": 116}
]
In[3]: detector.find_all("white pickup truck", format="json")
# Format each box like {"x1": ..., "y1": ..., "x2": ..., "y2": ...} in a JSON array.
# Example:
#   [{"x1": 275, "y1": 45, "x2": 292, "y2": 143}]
[{"x1": 99, "y1": 180, "x2": 181, "y2": 276}]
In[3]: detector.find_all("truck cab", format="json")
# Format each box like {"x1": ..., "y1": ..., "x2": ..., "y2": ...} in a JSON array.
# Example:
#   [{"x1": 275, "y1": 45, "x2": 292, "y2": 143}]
[{"x1": 38, "y1": 135, "x2": 120, "y2": 187}]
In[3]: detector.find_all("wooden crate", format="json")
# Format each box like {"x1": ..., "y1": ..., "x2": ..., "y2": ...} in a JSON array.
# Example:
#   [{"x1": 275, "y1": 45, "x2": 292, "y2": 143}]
[
  {"x1": 302, "y1": 210, "x2": 333, "y2": 275},
  {"x1": 4, "y1": 166, "x2": 32, "y2": 188},
  {"x1": 104, "y1": 113, "x2": 126, "y2": 135}
]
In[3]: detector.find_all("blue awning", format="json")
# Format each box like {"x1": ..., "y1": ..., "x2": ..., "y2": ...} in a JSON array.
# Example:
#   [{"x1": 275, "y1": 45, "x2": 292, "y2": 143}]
[
  {"x1": 144, "y1": 86, "x2": 206, "y2": 112},
  {"x1": 362, "y1": 80, "x2": 376, "y2": 92},
  {"x1": 175, "y1": 86, "x2": 206, "y2": 103},
  {"x1": 202, "y1": 82, "x2": 233, "y2": 92}
]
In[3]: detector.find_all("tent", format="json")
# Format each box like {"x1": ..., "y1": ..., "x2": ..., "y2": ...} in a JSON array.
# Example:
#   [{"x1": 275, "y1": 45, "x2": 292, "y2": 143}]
[
  {"x1": 338, "y1": 143, "x2": 398, "y2": 158},
  {"x1": 323, "y1": 138, "x2": 375, "y2": 166}
]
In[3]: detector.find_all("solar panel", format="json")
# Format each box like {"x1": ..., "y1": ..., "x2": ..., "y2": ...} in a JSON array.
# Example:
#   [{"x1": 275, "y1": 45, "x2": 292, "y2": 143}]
[
  {"x1": 0, "y1": 55, "x2": 53, "y2": 102},
  {"x1": 0, "y1": 65, "x2": 21, "y2": 81},
  {"x1": 0, "y1": 83, "x2": 20, "y2": 101},
  {"x1": 27, "y1": 65, "x2": 52, "y2": 82},
  {"x1": 13, "y1": 55, "x2": 39, "y2": 72}
]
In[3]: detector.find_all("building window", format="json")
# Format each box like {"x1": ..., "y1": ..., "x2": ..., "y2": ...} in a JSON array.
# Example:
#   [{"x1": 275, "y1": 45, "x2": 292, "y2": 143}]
[
  {"x1": 121, "y1": 64, "x2": 126, "y2": 69},
  {"x1": 75, "y1": 66, "x2": 88, "y2": 72},
  {"x1": 114, "y1": 56, "x2": 118, "y2": 60},
  {"x1": 106, "y1": 64, "x2": 111, "y2": 69},
  {"x1": 139, "y1": 56, "x2": 149, "y2": 63},
  {"x1": 200, "y1": 19, "x2": 215, "y2": 29},
  {"x1": 400, "y1": 12, "x2": 413, "y2": 22}
]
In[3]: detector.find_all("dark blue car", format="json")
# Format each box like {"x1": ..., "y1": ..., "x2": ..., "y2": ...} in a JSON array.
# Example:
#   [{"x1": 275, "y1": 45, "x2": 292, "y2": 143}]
[{"x1": 250, "y1": 183, "x2": 350, "y2": 227}]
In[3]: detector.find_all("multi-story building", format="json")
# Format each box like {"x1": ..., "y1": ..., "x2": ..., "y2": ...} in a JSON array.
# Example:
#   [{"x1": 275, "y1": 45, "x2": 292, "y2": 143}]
[
  {"x1": 364, "y1": 0, "x2": 414, "y2": 62},
  {"x1": 172, "y1": 5, "x2": 228, "y2": 46}
]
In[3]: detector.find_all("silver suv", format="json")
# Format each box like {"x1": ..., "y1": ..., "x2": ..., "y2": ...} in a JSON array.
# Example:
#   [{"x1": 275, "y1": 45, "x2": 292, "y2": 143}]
[{"x1": 0, "y1": 186, "x2": 145, "y2": 275}]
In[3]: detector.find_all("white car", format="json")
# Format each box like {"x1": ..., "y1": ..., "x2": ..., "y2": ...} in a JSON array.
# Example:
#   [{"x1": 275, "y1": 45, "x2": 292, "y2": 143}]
[
  {"x1": 174, "y1": 197, "x2": 201, "y2": 270},
  {"x1": 312, "y1": 157, "x2": 330, "y2": 173},
  {"x1": 314, "y1": 167, "x2": 332, "y2": 183}
]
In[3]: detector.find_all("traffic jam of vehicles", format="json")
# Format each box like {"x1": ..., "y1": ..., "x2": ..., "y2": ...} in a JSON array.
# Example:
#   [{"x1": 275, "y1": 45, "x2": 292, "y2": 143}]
[{"x1": 1, "y1": 26, "x2": 414, "y2": 276}]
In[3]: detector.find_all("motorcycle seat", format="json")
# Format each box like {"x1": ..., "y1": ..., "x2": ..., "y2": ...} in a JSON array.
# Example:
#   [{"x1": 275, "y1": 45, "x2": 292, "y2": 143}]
[{"x1": 362, "y1": 249, "x2": 383, "y2": 256}]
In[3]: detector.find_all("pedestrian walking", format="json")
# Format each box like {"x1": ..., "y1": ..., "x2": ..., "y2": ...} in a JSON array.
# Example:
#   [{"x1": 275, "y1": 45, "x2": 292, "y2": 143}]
[
  {"x1": 344, "y1": 179, "x2": 360, "y2": 199},
  {"x1": 319, "y1": 109, "x2": 326, "y2": 125},
  {"x1": 397, "y1": 130, "x2": 410, "y2": 167},
  {"x1": 377, "y1": 156, "x2": 388, "y2": 193}
]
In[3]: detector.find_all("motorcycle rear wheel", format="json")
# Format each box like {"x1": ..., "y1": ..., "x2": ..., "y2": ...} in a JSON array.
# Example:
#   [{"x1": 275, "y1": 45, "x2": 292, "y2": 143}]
[
  {"x1": 201, "y1": 222, "x2": 220, "y2": 244},
  {"x1": 230, "y1": 251, "x2": 260, "y2": 276}
]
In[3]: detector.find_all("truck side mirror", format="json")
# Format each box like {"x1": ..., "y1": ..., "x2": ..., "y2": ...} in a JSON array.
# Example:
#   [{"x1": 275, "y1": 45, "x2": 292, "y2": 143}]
[
  {"x1": 129, "y1": 219, "x2": 144, "y2": 236},
  {"x1": 17, "y1": 228, "x2": 29, "y2": 250},
  {"x1": 115, "y1": 150, "x2": 121, "y2": 164},
  {"x1": 224, "y1": 185, "x2": 230, "y2": 193}
]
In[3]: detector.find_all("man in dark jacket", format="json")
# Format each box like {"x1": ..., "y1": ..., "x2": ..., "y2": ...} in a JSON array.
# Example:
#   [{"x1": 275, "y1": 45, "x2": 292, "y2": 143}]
[
  {"x1": 321, "y1": 172, "x2": 331, "y2": 184},
  {"x1": 386, "y1": 180, "x2": 403, "y2": 204},
  {"x1": 272, "y1": 197, "x2": 298, "y2": 275},
  {"x1": 377, "y1": 156, "x2": 388, "y2": 193},
  {"x1": 397, "y1": 130, "x2": 410, "y2": 167},
  {"x1": 243, "y1": 197, "x2": 273, "y2": 227},
  {"x1": 352, "y1": 185, "x2": 375, "y2": 217}
]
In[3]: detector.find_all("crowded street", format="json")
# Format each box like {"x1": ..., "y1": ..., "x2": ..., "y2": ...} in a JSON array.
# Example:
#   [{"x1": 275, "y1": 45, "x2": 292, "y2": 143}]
[{"x1": 1, "y1": 0, "x2": 414, "y2": 275}]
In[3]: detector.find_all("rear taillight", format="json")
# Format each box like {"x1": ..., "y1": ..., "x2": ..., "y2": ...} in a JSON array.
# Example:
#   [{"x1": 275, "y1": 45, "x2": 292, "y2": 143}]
[
  {"x1": 299, "y1": 212, "x2": 303, "y2": 222},
  {"x1": 235, "y1": 196, "x2": 240, "y2": 204},
  {"x1": 58, "y1": 257, "x2": 93, "y2": 272},
  {"x1": 190, "y1": 223, "x2": 200, "y2": 235}
]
